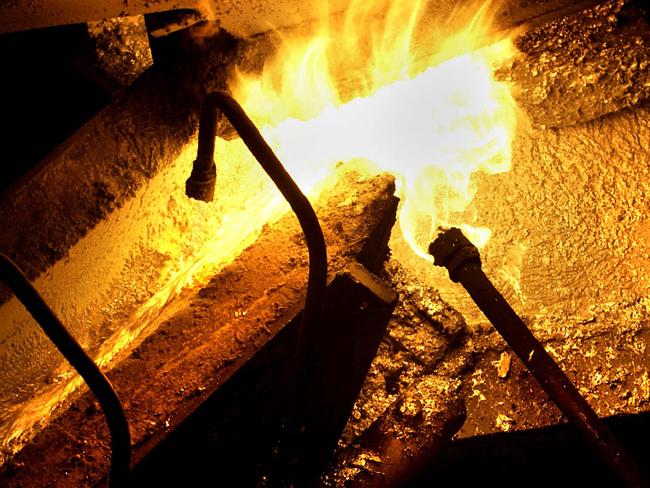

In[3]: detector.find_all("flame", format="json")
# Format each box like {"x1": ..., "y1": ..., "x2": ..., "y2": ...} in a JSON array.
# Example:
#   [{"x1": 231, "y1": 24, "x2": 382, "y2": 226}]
[
  {"x1": 1, "y1": 0, "x2": 521, "y2": 464},
  {"x1": 232, "y1": 0, "x2": 518, "y2": 258}
]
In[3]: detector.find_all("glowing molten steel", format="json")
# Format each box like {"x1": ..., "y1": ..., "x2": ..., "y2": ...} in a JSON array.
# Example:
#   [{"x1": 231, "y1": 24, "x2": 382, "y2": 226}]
[{"x1": 232, "y1": 0, "x2": 518, "y2": 258}]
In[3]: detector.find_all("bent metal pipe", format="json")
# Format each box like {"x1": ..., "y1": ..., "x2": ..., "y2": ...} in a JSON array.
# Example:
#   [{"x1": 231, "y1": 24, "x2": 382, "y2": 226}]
[
  {"x1": 185, "y1": 90, "x2": 328, "y2": 391},
  {"x1": 186, "y1": 91, "x2": 328, "y2": 482},
  {"x1": 0, "y1": 254, "x2": 131, "y2": 487}
]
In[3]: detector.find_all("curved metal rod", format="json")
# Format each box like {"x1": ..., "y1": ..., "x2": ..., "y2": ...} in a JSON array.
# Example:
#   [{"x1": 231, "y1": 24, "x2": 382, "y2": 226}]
[
  {"x1": 0, "y1": 254, "x2": 131, "y2": 487},
  {"x1": 186, "y1": 91, "x2": 328, "y2": 484},
  {"x1": 188, "y1": 90, "x2": 328, "y2": 378}
]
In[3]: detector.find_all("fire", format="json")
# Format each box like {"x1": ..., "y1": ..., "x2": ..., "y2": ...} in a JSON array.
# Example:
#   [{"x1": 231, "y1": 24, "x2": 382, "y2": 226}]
[
  {"x1": 1, "y1": 0, "x2": 520, "y2": 465},
  {"x1": 232, "y1": 0, "x2": 518, "y2": 259}
]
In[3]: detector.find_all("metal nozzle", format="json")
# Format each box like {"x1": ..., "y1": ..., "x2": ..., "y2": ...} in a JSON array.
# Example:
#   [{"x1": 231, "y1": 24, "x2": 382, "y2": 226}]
[
  {"x1": 186, "y1": 91, "x2": 220, "y2": 202},
  {"x1": 185, "y1": 159, "x2": 216, "y2": 202},
  {"x1": 428, "y1": 227, "x2": 480, "y2": 282}
]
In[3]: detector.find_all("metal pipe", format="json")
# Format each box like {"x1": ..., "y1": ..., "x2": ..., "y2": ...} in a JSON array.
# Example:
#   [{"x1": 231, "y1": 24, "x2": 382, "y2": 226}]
[
  {"x1": 0, "y1": 254, "x2": 131, "y2": 487},
  {"x1": 186, "y1": 91, "x2": 328, "y2": 484},
  {"x1": 185, "y1": 97, "x2": 218, "y2": 202},
  {"x1": 185, "y1": 89, "x2": 328, "y2": 390},
  {"x1": 429, "y1": 227, "x2": 648, "y2": 488}
]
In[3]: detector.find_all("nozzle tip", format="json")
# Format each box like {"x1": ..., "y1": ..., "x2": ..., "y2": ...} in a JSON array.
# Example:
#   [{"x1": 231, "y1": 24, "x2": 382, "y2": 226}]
[
  {"x1": 429, "y1": 227, "x2": 480, "y2": 282},
  {"x1": 186, "y1": 176, "x2": 216, "y2": 202},
  {"x1": 186, "y1": 160, "x2": 216, "y2": 202}
]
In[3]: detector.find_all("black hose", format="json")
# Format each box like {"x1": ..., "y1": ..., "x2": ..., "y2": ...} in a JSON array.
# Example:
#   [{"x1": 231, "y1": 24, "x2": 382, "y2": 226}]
[
  {"x1": 429, "y1": 228, "x2": 648, "y2": 488},
  {"x1": 0, "y1": 254, "x2": 131, "y2": 487}
]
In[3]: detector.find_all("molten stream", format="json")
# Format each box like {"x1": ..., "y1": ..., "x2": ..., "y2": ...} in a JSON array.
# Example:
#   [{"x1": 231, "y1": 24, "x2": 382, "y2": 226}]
[{"x1": 3, "y1": 0, "x2": 520, "y2": 464}]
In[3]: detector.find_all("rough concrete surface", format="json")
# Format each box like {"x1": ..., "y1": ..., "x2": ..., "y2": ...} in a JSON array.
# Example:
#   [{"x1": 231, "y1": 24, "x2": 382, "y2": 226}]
[{"x1": 87, "y1": 15, "x2": 153, "y2": 92}]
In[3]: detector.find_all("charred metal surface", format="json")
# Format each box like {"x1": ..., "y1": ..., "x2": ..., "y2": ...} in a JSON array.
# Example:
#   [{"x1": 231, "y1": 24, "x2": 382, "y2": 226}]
[
  {"x1": 346, "y1": 250, "x2": 649, "y2": 486},
  {"x1": 504, "y1": 0, "x2": 650, "y2": 128},
  {"x1": 131, "y1": 263, "x2": 396, "y2": 487},
  {"x1": 321, "y1": 376, "x2": 465, "y2": 488},
  {"x1": 340, "y1": 259, "x2": 469, "y2": 446},
  {"x1": 0, "y1": 170, "x2": 398, "y2": 486},
  {"x1": 288, "y1": 263, "x2": 397, "y2": 484}
]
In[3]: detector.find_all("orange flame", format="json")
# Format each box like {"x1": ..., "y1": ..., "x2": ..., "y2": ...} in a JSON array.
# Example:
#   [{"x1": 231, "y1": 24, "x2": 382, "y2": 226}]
[
  {"x1": 1, "y1": 0, "x2": 521, "y2": 464},
  {"x1": 232, "y1": 0, "x2": 518, "y2": 258}
]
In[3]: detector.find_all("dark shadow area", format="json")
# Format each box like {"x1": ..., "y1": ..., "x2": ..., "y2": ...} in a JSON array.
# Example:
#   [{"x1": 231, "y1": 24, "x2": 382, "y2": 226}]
[
  {"x1": 414, "y1": 411, "x2": 650, "y2": 487},
  {"x1": 0, "y1": 24, "x2": 112, "y2": 192}
]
